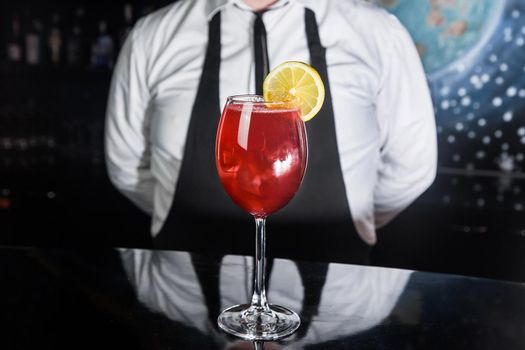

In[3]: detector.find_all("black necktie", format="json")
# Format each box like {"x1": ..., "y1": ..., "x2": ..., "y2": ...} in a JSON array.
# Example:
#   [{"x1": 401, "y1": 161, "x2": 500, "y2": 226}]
[{"x1": 253, "y1": 12, "x2": 269, "y2": 95}]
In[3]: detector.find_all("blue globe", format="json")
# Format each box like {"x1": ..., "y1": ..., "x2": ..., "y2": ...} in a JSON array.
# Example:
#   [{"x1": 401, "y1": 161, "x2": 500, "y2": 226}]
[{"x1": 372, "y1": 0, "x2": 504, "y2": 77}]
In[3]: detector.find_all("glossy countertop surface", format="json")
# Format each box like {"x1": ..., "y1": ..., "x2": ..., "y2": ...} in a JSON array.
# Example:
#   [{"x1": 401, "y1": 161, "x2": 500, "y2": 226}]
[{"x1": 2, "y1": 245, "x2": 525, "y2": 349}]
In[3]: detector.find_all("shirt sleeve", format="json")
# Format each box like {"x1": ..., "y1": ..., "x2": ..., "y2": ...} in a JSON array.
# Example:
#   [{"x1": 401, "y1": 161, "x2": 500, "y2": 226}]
[
  {"x1": 373, "y1": 15, "x2": 437, "y2": 228},
  {"x1": 105, "y1": 24, "x2": 154, "y2": 215}
]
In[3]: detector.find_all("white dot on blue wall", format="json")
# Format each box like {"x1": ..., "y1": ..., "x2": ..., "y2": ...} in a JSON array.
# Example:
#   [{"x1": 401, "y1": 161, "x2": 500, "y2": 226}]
[
  {"x1": 503, "y1": 111, "x2": 513, "y2": 122},
  {"x1": 493, "y1": 97, "x2": 503, "y2": 107},
  {"x1": 504, "y1": 28, "x2": 513, "y2": 42},
  {"x1": 507, "y1": 87, "x2": 518, "y2": 97},
  {"x1": 478, "y1": 119, "x2": 487, "y2": 127},
  {"x1": 482, "y1": 136, "x2": 491, "y2": 144}
]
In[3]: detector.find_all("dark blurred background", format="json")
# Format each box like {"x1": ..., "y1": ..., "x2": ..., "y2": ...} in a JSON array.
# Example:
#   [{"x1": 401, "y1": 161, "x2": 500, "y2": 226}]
[
  {"x1": 0, "y1": 0, "x2": 174, "y2": 248},
  {"x1": 1, "y1": 0, "x2": 525, "y2": 282}
]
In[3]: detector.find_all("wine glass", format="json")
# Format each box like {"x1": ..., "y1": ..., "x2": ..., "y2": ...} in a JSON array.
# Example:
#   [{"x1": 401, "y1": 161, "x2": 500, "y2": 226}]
[{"x1": 215, "y1": 94, "x2": 307, "y2": 340}]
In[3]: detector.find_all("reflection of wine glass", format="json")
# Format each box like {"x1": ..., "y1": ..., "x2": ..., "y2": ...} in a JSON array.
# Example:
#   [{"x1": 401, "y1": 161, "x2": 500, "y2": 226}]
[{"x1": 215, "y1": 95, "x2": 307, "y2": 340}]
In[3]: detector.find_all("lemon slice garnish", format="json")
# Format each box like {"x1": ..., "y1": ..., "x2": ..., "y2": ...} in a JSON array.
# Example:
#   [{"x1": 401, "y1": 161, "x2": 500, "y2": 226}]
[{"x1": 263, "y1": 61, "x2": 325, "y2": 121}]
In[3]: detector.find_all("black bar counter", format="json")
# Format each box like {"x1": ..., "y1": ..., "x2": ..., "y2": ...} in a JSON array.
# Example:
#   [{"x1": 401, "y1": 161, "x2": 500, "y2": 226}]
[
  {"x1": 2, "y1": 171, "x2": 525, "y2": 283},
  {"x1": 2, "y1": 244, "x2": 524, "y2": 349}
]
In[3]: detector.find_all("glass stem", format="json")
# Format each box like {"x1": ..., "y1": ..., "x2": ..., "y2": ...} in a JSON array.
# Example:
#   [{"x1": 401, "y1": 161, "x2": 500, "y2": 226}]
[{"x1": 251, "y1": 217, "x2": 270, "y2": 310}]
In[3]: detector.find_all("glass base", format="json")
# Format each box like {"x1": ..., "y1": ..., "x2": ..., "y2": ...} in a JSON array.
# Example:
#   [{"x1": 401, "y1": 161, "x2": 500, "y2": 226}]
[{"x1": 218, "y1": 303, "x2": 301, "y2": 341}]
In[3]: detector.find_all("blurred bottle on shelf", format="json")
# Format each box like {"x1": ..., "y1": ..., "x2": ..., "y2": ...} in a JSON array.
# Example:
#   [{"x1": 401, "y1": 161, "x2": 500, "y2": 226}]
[
  {"x1": 0, "y1": 188, "x2": 11, "y2": 210},
  {"x1": 25, "y1": 19, "x2": 44, "y2": 65},
  {"x1": 7, "y1": 15, "x2": 23, "y2": 63},
  {"x1": 48, "y1": 13, "x2": 63, "y2": 65},
  {"x1": 91, "y1": 21, "x2": 114, "y2": 69},
  {"x1": 67, "y1": 7, "x2": 87, "y2": 65},
  {"x1": 119, "y1": 4, "x2": 134, "y2": 48},
  {"x1": 66, "y1": 25, "x2": 83, "y2": 65}
]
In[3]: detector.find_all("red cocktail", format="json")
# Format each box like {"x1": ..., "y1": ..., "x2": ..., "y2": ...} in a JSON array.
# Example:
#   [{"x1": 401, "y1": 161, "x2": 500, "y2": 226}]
[
  {"x1": 215, "y1": 95, "x2": 306, "y2": 340},
  {"x1": 216, "y1": 99, "x2": 307, "y2": 218}
]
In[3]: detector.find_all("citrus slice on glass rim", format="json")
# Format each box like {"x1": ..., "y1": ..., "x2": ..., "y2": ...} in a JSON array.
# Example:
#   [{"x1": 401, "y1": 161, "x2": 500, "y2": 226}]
[{"x1": 262, "y1": 61, "x2": 325, "y2": 121}]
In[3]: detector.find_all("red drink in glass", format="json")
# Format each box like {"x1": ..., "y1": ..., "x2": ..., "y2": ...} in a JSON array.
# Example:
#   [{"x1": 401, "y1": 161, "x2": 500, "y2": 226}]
[
  {"x1": 216, "y1": 100, "x2": 307, "y2": 218},
  {"x1": 215, "y1": 95, "x2": 305, "y2": 340}
]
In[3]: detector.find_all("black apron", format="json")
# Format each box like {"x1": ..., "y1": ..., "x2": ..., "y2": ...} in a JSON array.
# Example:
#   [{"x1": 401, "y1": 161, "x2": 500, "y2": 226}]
[{"x1": 154, "y1": 8, "x2": 370, "y2": 265}]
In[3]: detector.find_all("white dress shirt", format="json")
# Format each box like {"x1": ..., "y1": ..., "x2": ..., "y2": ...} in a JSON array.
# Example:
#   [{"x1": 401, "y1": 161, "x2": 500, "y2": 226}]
[
  {"x1": 120, "y1": 249, "x2": 411, "y2": 347},
  {"x1": 105, "y1": 0, "x2": 437, "y2": 245}
]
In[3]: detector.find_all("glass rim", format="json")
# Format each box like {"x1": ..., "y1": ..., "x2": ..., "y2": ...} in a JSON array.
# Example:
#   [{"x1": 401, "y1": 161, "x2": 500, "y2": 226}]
[{"x1": 226, "y1": 94, "x2": 301, "y2": 109}]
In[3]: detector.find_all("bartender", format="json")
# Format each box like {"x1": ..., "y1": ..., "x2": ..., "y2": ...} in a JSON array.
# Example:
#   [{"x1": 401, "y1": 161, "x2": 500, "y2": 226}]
[{"x1": 105, "y1": 0, "x2": 437, "y2": 263}]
